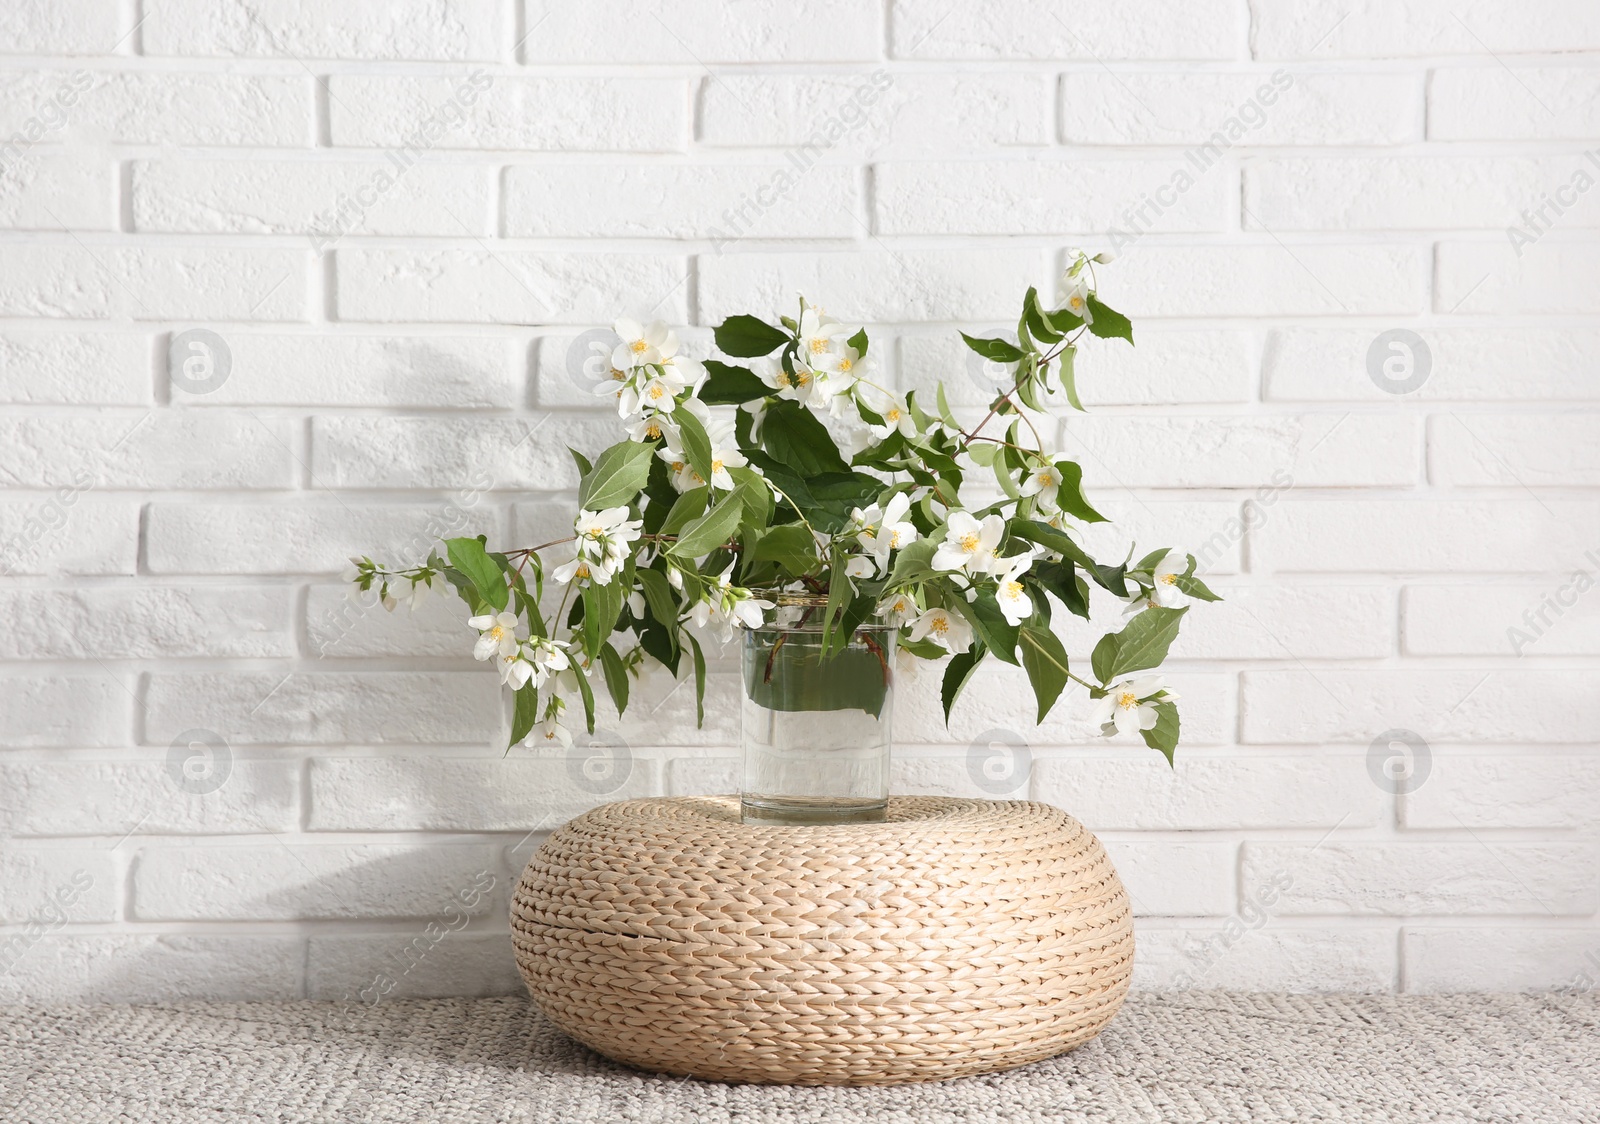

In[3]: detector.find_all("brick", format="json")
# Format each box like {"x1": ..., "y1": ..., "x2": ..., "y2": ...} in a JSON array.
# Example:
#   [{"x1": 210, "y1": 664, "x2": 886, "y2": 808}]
[
  {"x1": 1405, "y1": 583, "x2": 1600, "y2": 657},
  {"x1": 1436, "y1": 242, "x2": 1600, "y2": 316},
  {"x1": 133, "y1": 843, "x2": 501, "y2": 920},
  {"x1": 1246, "y1": 155, "x2": 1600, "y2": 231},
  {"x1": 0, "y1": 499, "x2": 138, "y2": 577},
  {"x1": 0, "y1": 759, "x2": 299, "y2": 836},
  {"x1": 666, "y1": 755, "x2": 738, "y2": 797},
  {"x1": 1241, "y1": 668, "x2": 1600, "y2": 744},
  {"x1": 307, "y1": 933, "x2": 521, "y2": 1001},
  {"x1": 522, "y1": 1, "x2": 877, "y2": 62},
  {"x1": 1403, "y1": 929, "x2": 1600, "y2": 992},
  {"x1": 1264, "y1": 327, "x2": 1600, "y2": 401},
  {"x1": 889, "y1": 0, "x2": 1237, "y2": 59},
  {"x1": 1101, "y1": 839, "x2": 1236, "y2": 916},
  {"x1": 0, "y1": 1, "x2": 119, "y2": 53},
  {"x1": 1402, "y1": 753, "x2": 1600, "y2": 830},
  {"x1": 1135, "y1": 926, "x2": 1396, "y2": 991},
  {"x1": 119, "y1": 247, "x2": 309, "y2": 321},
  {"x1": 336, "y1": 249, "x2": 688, "y2": 325},
  {"x1": 146, "y1": 502, "x2": 505, "y2": 575},
  {"x1": 1062, "y1": 413, "x2": 1420, "y2": 488},
  {"x1": 1251, "y1": 500, "x2": 1600, "y2": 574},
  {"x1": 0, "y1": 246, "x2": 113, "y2": 318},
  {"x1": 144, "y1": 0, "x2": 500, "y2": 60},
  {"x1": 311, "y1": 414, "x2": 613, "y2": 490},
  {"x1": 144, "y1": 671, "x2": 504, "y2": 746},
  {"x1": 1430, "y1": 414, "x2": 1600, "y2": 486},
  {"x1": 0, "y1": 675, "x2": 127, "y2": 747},
  {"x1": 1430, "y1": 67, "x2": 1600, "y2": 141},
  {"x1": 306, "y1": 583, "x2": 478, "y2": 659},
  {"x1": 898, "y1": 328, "x2": 1253, "y2": 407},
  {"x1": 1058, "y1": 72, "x2": 1415, "y2": 145},
  {"x1": 1078, "y1": 498, "x2": 1246, "y2": 575},
  {"x1": 0, "y1": 586, "x2": 292, "y2": 659},
  {"x1": 0, "y1": 937, "x2": 303, "y2": 1003},
  {"x1": 1253, "y1": 0, "x2": 1600, "y2": 58},
  {"x1": 1034, "y1": 753, "x2": 1380, "y2": 831},
  {"x1": 1110, "y1": 245, "x2": 1426, "y2": 317},
  {"x1": 875, "y1": 159, "x2": 1227, "y2": 235},
  {"x1": 0, "y1": 331, "x2": 150, "y2": 404},
  {"x1": 169, "y1": 333, "x2": 516, "y2": 408},
  {"x1": 328, "y1": 76, "x2": 686, "y2": 152},
  {"x1": 1164, "y1": 584, "x2": 1394, "y2": 661},
  {"x1": 699, "y1": 73, "x2": 1050, "y2": 155},
  {"x1": 699, "y1": 248, "x2": 1046, "y2": 323},
  {"x1": 308, "y1": 756, "x2": 654, "y2": 831},
  {"x1": 133, "y1": 159, "x2": 495, "y2": 237},
  {"x1": 899, "y1": 665, "x2": 1232, "y2": 748},
  {"x1": 0, "y1": 414, "x2": 293, "y2": 489},
  {"x1": 0, "y1": 72, "x2": 313, "y2": 147},
  {"x1": 0, "y1": 152, "x2": 111, "y2": 230},
  {"x1": 504, "y1": 163, "x2": 858, "y2": 240},
  {"x1": 0, "y1": 849, "x2": 115, "y2": 923},
  {"x1": 1243, "y1": 841, "x2": 1598, "y2": 915}
]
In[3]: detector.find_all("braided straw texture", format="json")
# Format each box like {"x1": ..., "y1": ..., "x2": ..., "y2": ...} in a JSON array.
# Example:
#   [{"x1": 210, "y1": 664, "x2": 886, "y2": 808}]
[{"x1": 511, "y1": 795, "x2": 1134, "y2": 1086}]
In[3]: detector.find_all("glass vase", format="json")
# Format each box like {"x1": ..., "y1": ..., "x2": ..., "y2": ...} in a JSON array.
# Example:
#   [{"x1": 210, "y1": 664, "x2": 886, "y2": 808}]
[{"x1": 739, "y1": 601, "x2": 895, "y2": 826}]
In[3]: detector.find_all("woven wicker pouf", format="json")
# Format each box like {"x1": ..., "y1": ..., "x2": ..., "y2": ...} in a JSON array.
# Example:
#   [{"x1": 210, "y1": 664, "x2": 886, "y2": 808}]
[{"x1": 510, "y1": 795, "x2": 1134, "y2": 1086}]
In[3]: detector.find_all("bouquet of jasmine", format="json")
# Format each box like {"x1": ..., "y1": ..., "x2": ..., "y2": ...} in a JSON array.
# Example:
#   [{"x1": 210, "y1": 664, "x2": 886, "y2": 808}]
[{"x1": 350, "y1": 251, "x2": 1217, "y2": 758}]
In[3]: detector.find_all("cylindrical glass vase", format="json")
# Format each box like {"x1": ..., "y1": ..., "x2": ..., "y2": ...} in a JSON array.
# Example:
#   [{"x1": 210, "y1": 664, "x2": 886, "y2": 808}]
[{"x1": 740, "y1": 602, "x2": 895, "y2": 826}]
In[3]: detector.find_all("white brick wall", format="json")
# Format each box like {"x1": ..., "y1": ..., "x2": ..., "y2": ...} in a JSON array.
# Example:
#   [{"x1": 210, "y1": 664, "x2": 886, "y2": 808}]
[{"x1": 0, "y1": 0, "x2": 1595, "y2": 1004}]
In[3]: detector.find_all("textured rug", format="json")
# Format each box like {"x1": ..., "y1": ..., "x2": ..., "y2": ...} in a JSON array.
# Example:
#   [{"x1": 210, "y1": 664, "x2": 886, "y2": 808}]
[{"x1": 2, "y1": 992, "x2": 1596, "y2": 1123}]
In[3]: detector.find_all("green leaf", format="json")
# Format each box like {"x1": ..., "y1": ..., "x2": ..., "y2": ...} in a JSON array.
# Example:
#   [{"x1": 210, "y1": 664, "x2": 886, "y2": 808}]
[
  {"x1": 509, "y1": 684, "x2": 539, "y2": 748},
  {"x1": 749, "y1": 523, "x2": 818, "y2": 576},
  {"x1": 659, "y1": 486, "x2": 708, "y2": 536},
  {"x1": 573, "y1": 661, "x2": 597, "y2": 734},
  {"x1": 1091, "y1": 632, "x2": 1118, "y2": 687},
  {"x1": 1010, "y1": 520, "x2": 1127, "y2": 595},
  {"x1": 848, "y1": 327, "x2": 869, "y2": 357},
  {"x1": 599, "y1": 642, "x2": 630, "y2": 717},
  {"x1": 1102, "y1": 605, "x2": 1188, "y2": 681},
  {"x1": 715, "y1": 314, "x2": 790, "y2": 357},
  {"x1": 887, "y1": 538, "x2": 938, "y2": 586},
  {"x1": 762, "y1": 399, "x2": 850, "y2": 476},
  {"x1": 636, "y1": 566, "x2": 681, "y2": 635},
  {"x1": 668, "y1": 497, "x2": 743, "y2": 559},
  {"x1": 1141, "y1": 698, "x2": 1180, "y2": 765},
  {"x1": 1023, "y1": 287, "x2": 1063, "y2": 345},
  {"x1": 1085, "y1": 296, "x2": 1133, "y2": 344},
  {"x1": 1018, "y1": 625, "x2": 1070, "y2": 724},
  {"x1": 959, "y1": 332, "x2": 1025, "y2": 363},
  {"x1": 1055, "y1": 345, "x2": 1084, "y2": 412},
  {"x1": 579, "y1": 441, "x2": 654, "y2": 511},
  {"x1": 1055, "y1": 462, "x2": 1106, "y2": 523},
  {"x1": 1044, "y1": 307, "x2": 1084, "y2": 335},
  {"x1": 444, "y1": 537, "x2": 507, "y2": 611},
  {"x1": 952, "y1": 592, "x2": 1019, "y2": 666},
  {"x1": 1175, "y1": 554, "x2": 1222, "y2": 602},
  {"x1": 581, "y1": 579, "x2": 623, "y2": 657},
  {"x1": 568, "y1": 447, "x2": 593, "y2": 477},
  {"x1": 746, "y1": 632, "x2": 890, "y2": 717},
  {"x1": 673, "y1": 405, "x2": 714, "y2": 485},
  {"x1": 699, "y1": 360, "x2": 769, "y2": 405},
  {"x1": 686, "y1": 632, "x2": 707, "y2": 726},
  {"x1": 941, "y1": 645, "x2": 985, "y2": 724}
]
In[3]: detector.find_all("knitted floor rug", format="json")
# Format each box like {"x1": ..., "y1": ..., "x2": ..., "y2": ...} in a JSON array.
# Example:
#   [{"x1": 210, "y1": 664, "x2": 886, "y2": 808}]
[{"x1": 2, "y1": 992, "x2": 1596, "y2": 1123}]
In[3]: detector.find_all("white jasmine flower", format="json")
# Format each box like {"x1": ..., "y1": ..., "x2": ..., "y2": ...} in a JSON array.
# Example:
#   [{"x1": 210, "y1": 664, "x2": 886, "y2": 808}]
[
  {"x1": 1059, "y1": 274, "x2": 1093, "y2": 324},
  {"x1": 1020, "y1": 464, "x2": 1062, "y2": 513},
  {"x1": 690, "y1": 566, "x2": 775, "y2": 640},
  {"x1": 932, "y1": 511, "x2": 1005, "y2": 576},
  {"x1": 553, "y1": 553, "x2": 614, "y2": 586},
  {"x1": 755, "y1": 355, "x2": 817, "y2": 405},
  {"x1": 527, "y1": 716, "x2": 572, "y2": 749},
  {"x1": 575, "y1": 506, "x2": 643, "y2": 569},
  {"x1": 868, "y1": 396, "x2": 918, "y2": 441},
  {"x1": 1089, "y1": 675, "x2": 1171, "y2": 737},
  {"x1": 468, "y1": 610, "x2": 519, "y2": 661},
  {"x1": 877, "y1": 591, "x2": 918, "y2": 627},
  {"x1": 908, "y1": 607, "x2": 973, "y2": 655},
  {"x1": 500, "y1": 651, "x2": 536, "y2": 689},
  {"x1": 1148, "y1": 550, "x2": 1187, "y2": 607},
  {"x1": 993, "y1": 557, "x2": 1034, "y2": 626},
  {"x1": 683, "y1": 399, "x2": 747, "y2": 491},
  {"x1": 611, "y1": 318, "x2": 677, "y2": 371},
  {"x1": 627, "y1": 413, "x2": 677, "y2": 446},
  {"x1": 798, "y1": 307, "x2": 856, "y2": 368},
  {"x1": 529, "y1": 638, "x2": 571, "y2": 685},
  {"x1": 857, "y1": 493, "x2": 917, "y2": 566}
]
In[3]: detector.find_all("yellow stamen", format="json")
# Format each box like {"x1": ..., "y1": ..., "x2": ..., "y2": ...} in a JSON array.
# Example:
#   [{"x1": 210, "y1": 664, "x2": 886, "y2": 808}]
[
  {"x1": 929, "y1": 615, "x2": 948, "y2": 635},
  {"x1": 959, "y1": 533, "x2": 980, "y2": 552},
  {"x1": 630, "y1": 339, "x2": 649, "y2": 354},
  {"x1": 1036, "y1": 472, "x2": 1054, "y2": 485},
  {"x1": 837, "y1": 356, "x2": 852, "y2": 373},
  {"x1": 1160, "y1": 573, "x2": 1178, "y2": 584},
  {"x1": 1005, "y1": 581, "x2": 1023, "y2": 598},
  {"x1": 1117, "y1": 691, "x2": 1139, "y2": 709}
]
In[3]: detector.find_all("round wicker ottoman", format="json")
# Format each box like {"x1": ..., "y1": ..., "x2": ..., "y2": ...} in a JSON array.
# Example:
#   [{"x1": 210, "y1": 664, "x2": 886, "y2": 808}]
[{"x1": 510, "y1": 795, "x2": 1134, "y2": 1086}]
